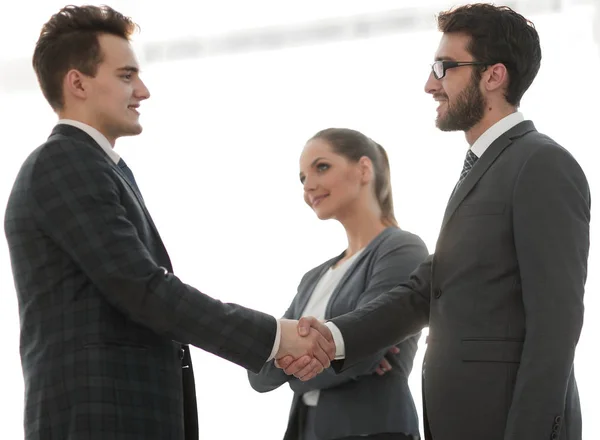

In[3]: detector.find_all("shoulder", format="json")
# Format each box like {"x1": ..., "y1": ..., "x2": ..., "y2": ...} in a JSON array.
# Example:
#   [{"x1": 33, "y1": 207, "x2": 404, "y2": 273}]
[
  {"x1": 26, "y1": 134, "x2": 119, "y2": 201},
  {"x1": 30, "y1": 132, "x2": 114, "y2": 179},
  {"x1": 501, "y1": 126, "x2": 587, "y2": 188},
  {"x1": 515, "y1": 132, "x2": 587, "y2": 184},
  {"x1": 362, "y1": 228, "x2": 429, "y2": 275},
  {"x1": 513, "y1": 128, "x2": 580, "y2": 166},
  {"x1": 377, "y1": 227, "x2": 429, "y2": 257},
  {"x1": 10, "y1": 133, "x2": 108, "y2": 190},
  {"x1": 35, "y1": 132, "x2": 108, "y2": 164}
]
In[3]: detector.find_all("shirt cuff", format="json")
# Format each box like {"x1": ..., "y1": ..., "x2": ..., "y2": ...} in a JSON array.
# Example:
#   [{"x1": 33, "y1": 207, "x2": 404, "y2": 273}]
[
  {"x1": 325, "y1": 321, "x2": 346, "y2": 359},
  {"x1": 267, "y1": 318, "x2": 282, "y2": 362}
]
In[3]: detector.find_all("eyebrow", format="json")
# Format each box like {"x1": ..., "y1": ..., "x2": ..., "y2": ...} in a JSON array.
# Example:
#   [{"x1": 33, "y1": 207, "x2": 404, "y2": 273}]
[
  {"x1": 311, "y1": 157, "x2": 326, "y2": 167},
  {"x1": 434, "y1": 56, "x2": 457, "y2": 62},
  {"x1": 116, "y1": 66, "x2": 140, "y2": 73},
  {"x1": 299, "y1": 156, "x2": 327, "y2": 179}
]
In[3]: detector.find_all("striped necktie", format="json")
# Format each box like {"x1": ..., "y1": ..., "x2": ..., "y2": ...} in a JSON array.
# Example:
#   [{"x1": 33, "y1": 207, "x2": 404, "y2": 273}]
[{"x1": 450, "y1": 149, "x2": 479, "y2": 198}]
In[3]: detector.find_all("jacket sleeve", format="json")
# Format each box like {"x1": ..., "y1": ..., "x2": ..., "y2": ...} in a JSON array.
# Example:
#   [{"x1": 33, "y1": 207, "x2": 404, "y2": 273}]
[
  {"x1": 289, "y1": 234, "x2": 429, "y2": 392},
  {"x1": 28, "y1": 139, "x2": 277, "y2": 373},
  {"x1": 504, "y1": 145, "x2": 590, "y2": 440},
  {"x1": 330, "y1": 253, "x2": 432, "y2": 372},
  {"x1": 247, "y1": 303, "x2": 296, "y2": 393}
]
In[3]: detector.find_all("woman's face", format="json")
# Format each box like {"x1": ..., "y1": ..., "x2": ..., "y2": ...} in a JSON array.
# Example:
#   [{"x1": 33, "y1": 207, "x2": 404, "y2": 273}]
[{"x1": 299, "y1": 138, "x2": 368, "y2": 221}]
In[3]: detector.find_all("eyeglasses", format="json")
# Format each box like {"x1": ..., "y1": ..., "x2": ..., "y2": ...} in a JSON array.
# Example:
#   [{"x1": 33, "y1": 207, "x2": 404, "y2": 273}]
[{"x1": 431, "y1": 60, "x2": 489, "y2": 80}]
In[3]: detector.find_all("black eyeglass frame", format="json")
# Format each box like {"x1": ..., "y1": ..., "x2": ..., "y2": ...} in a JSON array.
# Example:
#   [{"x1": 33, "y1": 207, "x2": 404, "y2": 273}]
[{"x1": 431, "y1": 60, "x2": 490, "y2": 80}]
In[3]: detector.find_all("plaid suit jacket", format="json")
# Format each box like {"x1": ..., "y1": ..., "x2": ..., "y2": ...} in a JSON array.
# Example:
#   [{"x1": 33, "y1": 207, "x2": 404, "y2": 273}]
[{"x1": 4, "y1": 124, "x2": 277, "y2": 440}]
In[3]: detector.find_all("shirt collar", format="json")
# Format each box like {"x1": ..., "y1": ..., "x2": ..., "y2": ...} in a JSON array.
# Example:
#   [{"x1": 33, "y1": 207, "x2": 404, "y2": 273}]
[
  {"x1": 56, "y1": 119, "x2": 121, "y2": 164},
  {"x1": 470, "y1": 111, "x2": 525, "y2": 158}
]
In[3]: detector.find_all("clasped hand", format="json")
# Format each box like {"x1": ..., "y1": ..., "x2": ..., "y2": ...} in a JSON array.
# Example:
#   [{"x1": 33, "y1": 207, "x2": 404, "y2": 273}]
[{"x1": 275, "y1": 317, "x2": 334, "y2": 381}]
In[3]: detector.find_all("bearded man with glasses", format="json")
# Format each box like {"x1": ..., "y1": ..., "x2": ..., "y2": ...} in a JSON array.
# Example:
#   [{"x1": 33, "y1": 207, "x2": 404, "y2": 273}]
[{"x1": 280, "y1": 4, "x2": 591, "y2": 440}]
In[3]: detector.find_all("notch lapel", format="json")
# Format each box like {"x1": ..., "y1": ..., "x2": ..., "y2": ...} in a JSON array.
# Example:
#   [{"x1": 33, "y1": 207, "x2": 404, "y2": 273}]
[
  {"x1": 49, "y1": 124, "x2": 166, "y2": 250},
  {"x1": 324, "y1": 227, "x2": 394, "y2": 318},
  {"x1": 296, "y1": 261, "x2": 336, "y2": 316},
  {"x1": 439, "y1": 121, "x2": 537, "y2": 232}
]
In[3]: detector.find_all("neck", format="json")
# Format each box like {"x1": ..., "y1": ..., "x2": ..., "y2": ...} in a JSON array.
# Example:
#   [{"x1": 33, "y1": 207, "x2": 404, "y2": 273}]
[
  {"x1": 465, "y1": 103, "x2": 517, "y2": 145},
  {"x1": 58, "y1": 109, "x2": 116, "y2": 147},
  {"x1": 338, "y1": 205, "x2": 387, "y2": 257}
]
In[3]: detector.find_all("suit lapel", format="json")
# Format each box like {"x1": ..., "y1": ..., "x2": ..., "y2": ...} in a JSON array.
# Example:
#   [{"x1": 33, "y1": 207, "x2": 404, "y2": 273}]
[
  {"x1": 50, "y1": 125, "x2": 166, "y2": 251},
  {"x1": 112, "y1": 167, "x2": 163, "y2": 230},
  {"x1": 296, "y1": 262, "x2": 334, "y2": 317},
  {"x1": 324, "y1": 227, "x2": 394, "y2": 317},
  {"x1": 326, "y1": 248, "x2": 368, "y2": 310},
  {"x1": 296, "y1": 239, "x2": 370, "y2": 318},
  {"x1": 108, "y1": 165, "x2": 173, "y2": 271},
  {"x1": 440, "y1": 121, "x2": 536, "y2": 232},
  {"x1": 112, "y1": 165, "x2": 150, "y2": 217}
]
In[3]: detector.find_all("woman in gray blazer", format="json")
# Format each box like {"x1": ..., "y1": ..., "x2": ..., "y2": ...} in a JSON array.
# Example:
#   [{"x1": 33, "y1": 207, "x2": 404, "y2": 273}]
[{"x1": 248, "y1": 128, "x2": 428, "y2": 440}]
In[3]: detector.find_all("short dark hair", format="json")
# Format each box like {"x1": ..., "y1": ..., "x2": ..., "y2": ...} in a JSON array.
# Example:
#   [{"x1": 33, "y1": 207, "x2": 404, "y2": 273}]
[
  {"x1": 437, "y1": 3, "x2": 541, "y2": 107},
  {"x1": 32, "y1": 5, "x2": 138, "y2": 110},
  {"x1": 310, "y1": 128, "x2": 398, "y2": 227}
]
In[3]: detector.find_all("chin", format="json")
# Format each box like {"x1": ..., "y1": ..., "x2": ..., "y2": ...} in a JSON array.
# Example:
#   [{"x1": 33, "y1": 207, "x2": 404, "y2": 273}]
[
  {"x1": 436, "y1": 117, "x2": 458, "y2": 132},
  {"x1": 122, "y1": 123, "x2": 143, "y2": 137},
  {"x1": 313, "y1": 209, "x2": 334, "y2": 221},
  {"x1": 131, "y1": 121, "x2": 143, "y2": 133}
]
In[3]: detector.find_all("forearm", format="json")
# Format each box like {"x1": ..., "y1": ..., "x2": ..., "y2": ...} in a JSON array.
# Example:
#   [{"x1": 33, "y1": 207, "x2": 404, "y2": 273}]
[
  {"x1": 248, "y1": 360, "x2": 290, "y2": 393},
  {"x1": 331, "y1": 257, "x2": 432, "y2": 369},
  {"x1": 88, "y1": 266, "x2": 279, "y2": 372}
]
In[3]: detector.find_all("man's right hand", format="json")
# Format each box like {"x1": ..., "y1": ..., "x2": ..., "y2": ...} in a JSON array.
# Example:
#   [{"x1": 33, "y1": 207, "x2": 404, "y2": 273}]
[{"x1": 275, "y1": 317, "x2": 335, "y2": 381}]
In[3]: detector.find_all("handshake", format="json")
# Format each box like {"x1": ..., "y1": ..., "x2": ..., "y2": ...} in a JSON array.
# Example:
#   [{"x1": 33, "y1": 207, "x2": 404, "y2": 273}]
[{"x1": 274, "y1": 317, "x2": 335, "y2": 382}]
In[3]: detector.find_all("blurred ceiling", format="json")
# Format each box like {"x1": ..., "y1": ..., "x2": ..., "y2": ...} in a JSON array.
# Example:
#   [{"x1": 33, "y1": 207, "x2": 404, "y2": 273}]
[{"x1": 0, "y1": 0, "x2": 590, "y2": 92}]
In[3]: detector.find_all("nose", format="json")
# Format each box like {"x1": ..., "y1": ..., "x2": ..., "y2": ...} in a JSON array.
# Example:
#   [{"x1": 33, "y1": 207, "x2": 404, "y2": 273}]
[
  {"x1": 303, "y1": 174, "x2": 316, "y2": 192},
  {"x1": 424, "y1": 70, "x2": 440, "y2": 95},
  {"x1": 135, "y1": 78, "x2": 151, "y2": 101}
]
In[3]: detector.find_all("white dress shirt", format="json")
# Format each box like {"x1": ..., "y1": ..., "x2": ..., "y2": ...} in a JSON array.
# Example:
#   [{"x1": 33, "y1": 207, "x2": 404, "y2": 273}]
[
  {"x1": 55, "y1": 119, "x2": 283, "y2": 361},
  {"x1": 301, "y1": 249, "x2": 363, "y2": 406},
  {"x1": 470, "y1": 111, "x2": 524, "y2": 158},
  {"x1": 325, "y1": 111, "x2": 526, "y2": 359}
]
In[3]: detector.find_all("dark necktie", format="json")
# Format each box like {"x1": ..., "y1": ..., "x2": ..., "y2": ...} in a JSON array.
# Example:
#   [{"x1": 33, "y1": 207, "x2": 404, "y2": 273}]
[
  {"x1": 117, "y1": 158, "x2": 143, "y2": 198},
  {"x1": 459, "y1": 149, "x2": 479, "y2": 182},
  {"x1": 450, "y1": 149, "x2": 479, "y2": 197}
]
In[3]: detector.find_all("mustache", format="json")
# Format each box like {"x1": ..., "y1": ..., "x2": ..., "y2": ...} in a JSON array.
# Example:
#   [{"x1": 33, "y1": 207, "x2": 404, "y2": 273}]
[{"x1": 434, "y1": 94, "x2": 449, "y2": 100}]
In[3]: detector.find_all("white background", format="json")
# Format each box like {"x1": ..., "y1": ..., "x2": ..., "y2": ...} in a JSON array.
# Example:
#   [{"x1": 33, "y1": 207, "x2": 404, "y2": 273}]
[{"x1": 0, "y1": 1, "x2": 597, "y2": 438}]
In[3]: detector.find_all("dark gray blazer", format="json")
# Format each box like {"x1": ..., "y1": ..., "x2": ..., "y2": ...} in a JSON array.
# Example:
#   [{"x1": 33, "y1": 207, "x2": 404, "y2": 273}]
[
  {"x1": 4, "y1": 124, "x2": 277, "y2": 440},
  {"x1": 248, "y1": 227, "x2": 428, "y2": 440},
  {"x1": 330, "y1": 121, "x2": 591, "y2": 440}
]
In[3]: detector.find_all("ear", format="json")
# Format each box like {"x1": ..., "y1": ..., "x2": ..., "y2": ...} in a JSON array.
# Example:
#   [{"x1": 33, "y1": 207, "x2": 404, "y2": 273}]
[
  {"x1": 483, "y1": 63, "x2": 509, "y2": 94},
  {"x1": 63, "y1": 69, "x2": 89, "y2": 102},
  {"x1": 358, "y1": 156, "x2": 374, "y2": 185}
]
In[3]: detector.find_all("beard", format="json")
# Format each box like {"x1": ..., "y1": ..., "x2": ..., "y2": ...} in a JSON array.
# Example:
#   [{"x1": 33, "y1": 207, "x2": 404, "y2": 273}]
[{"x1": 436, "y1": 72, "x2": 486, "y2": 132}]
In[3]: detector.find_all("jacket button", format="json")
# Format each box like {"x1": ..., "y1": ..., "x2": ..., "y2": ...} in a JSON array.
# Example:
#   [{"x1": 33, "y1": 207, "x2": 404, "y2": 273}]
[
  {"x1": 554, "y1": 416, "x2": 562, "y2": 424},
  {"x1": 434, "y1": 288, "x2": 442, "y2": 298}
]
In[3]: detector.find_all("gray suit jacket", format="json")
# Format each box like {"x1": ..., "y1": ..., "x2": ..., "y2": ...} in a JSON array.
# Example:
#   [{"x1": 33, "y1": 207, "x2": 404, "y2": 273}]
[
  {"x1": 4, "y1": 124, "x2": 277, "y2": 440},
  {"x1": 248, "y1": 227, "x2": 428, "y2": 439},
  {"x1": 330, "y1": 121, "x2": 591, "y2": 440}
]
